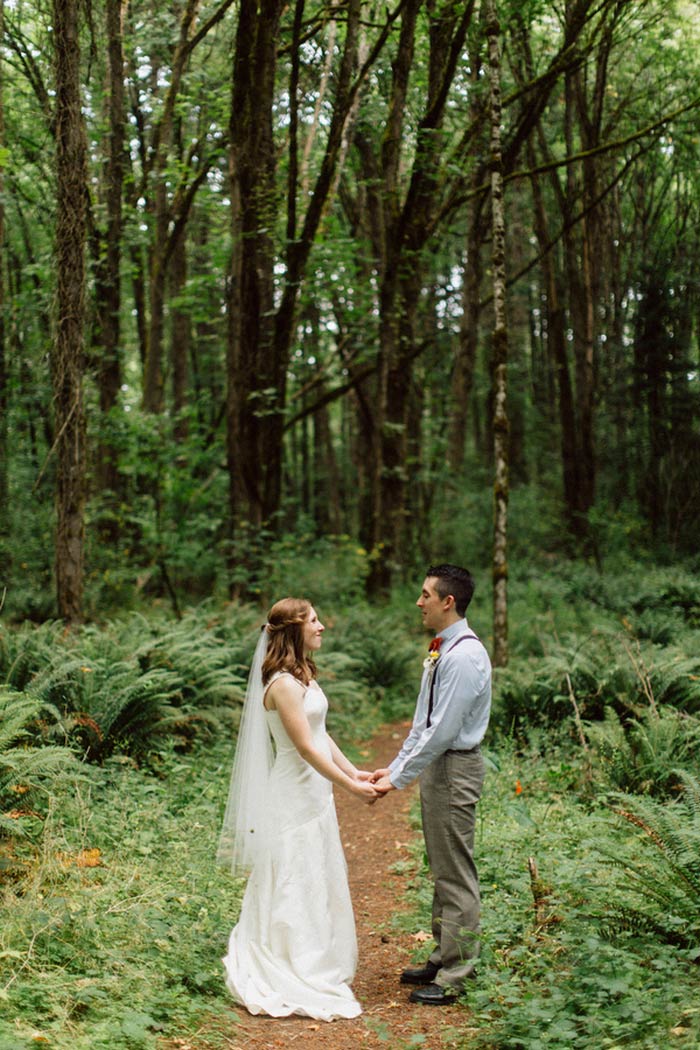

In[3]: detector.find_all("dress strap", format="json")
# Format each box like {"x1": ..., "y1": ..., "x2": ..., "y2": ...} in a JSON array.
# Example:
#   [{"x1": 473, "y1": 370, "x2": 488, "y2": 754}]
[{"x1": 263, "y1": 671, "x2": 307, "y2": 707}]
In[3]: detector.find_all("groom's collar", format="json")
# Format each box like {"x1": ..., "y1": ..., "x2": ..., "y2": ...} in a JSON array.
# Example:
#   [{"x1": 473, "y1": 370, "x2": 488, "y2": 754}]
[{"x1": 436, "y1": 618, "x2": 468, "y2": 643}]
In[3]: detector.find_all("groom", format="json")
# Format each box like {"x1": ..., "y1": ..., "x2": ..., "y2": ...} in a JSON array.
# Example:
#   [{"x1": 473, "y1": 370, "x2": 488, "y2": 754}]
[{"x1": 371, "y1": 564, "x2": 492, "y2": 1005}]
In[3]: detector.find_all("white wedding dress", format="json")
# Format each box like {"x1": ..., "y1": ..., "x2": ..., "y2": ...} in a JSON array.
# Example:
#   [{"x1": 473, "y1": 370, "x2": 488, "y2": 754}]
[{"x1": 223, "y1": 674, "x2": 361, "y2": 1020}]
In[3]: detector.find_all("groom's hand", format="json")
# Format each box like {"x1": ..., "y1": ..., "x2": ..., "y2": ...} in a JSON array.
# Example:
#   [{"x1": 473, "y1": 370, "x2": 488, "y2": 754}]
[
  {"x1": 371, "y1": 775, "x2": 394, "y2": 794},
  {"x1": 369, "y1": 767, "x2": 390, "y2": 783}
]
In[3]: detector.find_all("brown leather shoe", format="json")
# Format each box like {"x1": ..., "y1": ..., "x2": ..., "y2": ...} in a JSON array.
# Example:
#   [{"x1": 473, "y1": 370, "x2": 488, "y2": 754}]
[
  {"x1": 409, "y1": 982, "x2": 457, "y2": 1005},
  {"x1": 400, "y1": 961, "x2": 439, "y2": 985}
]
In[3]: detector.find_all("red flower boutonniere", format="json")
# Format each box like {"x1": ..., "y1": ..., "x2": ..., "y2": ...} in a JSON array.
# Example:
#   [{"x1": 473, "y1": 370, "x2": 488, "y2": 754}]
[{"x1": 423, "y1": 636, "x2": 443, "y2": 670}]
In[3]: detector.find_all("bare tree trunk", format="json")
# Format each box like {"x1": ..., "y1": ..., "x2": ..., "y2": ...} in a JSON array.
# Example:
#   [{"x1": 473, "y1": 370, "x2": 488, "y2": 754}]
[
  {"x1": 529, "y1": 158, "x2": 580, "y2": 523},
  {"x1": 485, "y1": 0, "x2": 509, "y2": 668},
  {"x1": 364, "y1": 0, "x2": 479, "y2": 596},
  {"x1": 52, "y1": 0, "x2": 88, "y2": 624}
]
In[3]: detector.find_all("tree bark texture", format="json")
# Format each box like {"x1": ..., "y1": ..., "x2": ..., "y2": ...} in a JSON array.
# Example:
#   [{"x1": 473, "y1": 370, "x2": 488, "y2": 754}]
[
  {"x1": 485, "y1": 0, "x2": 509, "y2": 668},
  {"x1": 141, "y1": 0, "x2": 200, "y2": 413},
  {"x1": 227, "y1": 0, "x2": 363, "y2": 545},
  {"x1": 226, "y1": 0, "x2": 285, "y2": 536},
  {"x1": 365, "y1": 0, "x2": 478, "y2": 596},
  {"x1": 52, "y1": 0, "x2": 88, "y2": 623},
  {"x1": 170, "y1": 223, "x2": 189, "y2": 442},
  {"x1": 94, "y1": 0, "x2": 127, "y2": 506},
  {"x1": 448, "y1": 189, "x2": 487, "y2": 475},
  {"x1": 0, "y1": 0, "x2": 7, "y2": 578}
]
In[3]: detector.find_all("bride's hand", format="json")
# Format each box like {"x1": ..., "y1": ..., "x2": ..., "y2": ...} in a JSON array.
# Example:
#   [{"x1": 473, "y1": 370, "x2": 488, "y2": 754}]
[
  {"x1": 352, "y1": 779, "x2": 380, "y2": 804},
  {"x1": 354, "y1": 769, "x2": 373, "y2": 782}
]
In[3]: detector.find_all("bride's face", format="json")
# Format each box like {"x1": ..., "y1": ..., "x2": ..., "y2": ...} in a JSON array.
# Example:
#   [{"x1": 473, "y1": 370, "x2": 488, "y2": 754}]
[{"x1": 302, "y1": 607, "x2": 325, "y2": 652}]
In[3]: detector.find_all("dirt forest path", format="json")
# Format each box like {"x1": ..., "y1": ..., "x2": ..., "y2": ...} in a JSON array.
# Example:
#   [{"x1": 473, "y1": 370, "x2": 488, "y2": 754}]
[{"x1": 178, "y1": 722, "x2": 474, "y2": 1050}]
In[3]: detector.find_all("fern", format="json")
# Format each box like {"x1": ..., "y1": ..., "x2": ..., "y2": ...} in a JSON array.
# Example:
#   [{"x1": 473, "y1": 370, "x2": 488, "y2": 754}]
[
  {"x1": 493, "y1": 626, "x2": 700, "y2": 738},
  {"x1": 599, "y1": 777, "x2": 700, "y2": 946},
  {"x1": 130, "y1": 610, "x2": 249, "y2": 708},
  {"x1": 586, "y1": 705, "x2": 700, "y2": 796},
  {"x1": 0, "y1": 608, "x2": 259, "y2": 761},
  {"x1": 0, "y1": 687, "x2": 78, "y2": 838}
]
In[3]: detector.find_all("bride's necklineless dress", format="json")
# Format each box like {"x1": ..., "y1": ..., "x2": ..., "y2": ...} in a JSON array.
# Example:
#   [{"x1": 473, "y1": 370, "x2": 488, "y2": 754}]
[{"x1": 223, "y1": 672, "x2": 361, "y2": 1020}]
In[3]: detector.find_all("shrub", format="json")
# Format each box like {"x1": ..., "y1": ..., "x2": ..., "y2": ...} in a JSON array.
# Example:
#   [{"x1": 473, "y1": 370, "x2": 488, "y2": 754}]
[
  {"x1": 0, "y1": 687, "x2": 78, "y2": 840},
  {"x1": 586, "y1": 706, "x2": 700, "y2": 796},
  {"x1": 601, "y1": 772, "x2": 700, "y2": 948}
]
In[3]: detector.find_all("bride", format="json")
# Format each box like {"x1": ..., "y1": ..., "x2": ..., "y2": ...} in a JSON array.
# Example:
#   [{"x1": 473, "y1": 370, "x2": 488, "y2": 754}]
[{"x1": 218, "y1": 598, "x2": 378, "y2": 1020}]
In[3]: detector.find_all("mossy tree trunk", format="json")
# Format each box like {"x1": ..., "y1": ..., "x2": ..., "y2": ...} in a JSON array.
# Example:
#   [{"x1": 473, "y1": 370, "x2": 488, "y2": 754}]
[
  {"x1": 92, "y1": 0, "x2": 127, "y2": 535},
  {"x1": 485, "y1": 0, "x2": 509, "y2": 668},
  {"x1": 53, "y1": 0, "x2": 88, "y2": 624}
]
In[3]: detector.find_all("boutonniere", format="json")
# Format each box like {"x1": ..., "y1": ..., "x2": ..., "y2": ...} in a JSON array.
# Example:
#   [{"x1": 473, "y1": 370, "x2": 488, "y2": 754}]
[{"x1": 423, "y1": 636, "x2": 443, "y2": 670}]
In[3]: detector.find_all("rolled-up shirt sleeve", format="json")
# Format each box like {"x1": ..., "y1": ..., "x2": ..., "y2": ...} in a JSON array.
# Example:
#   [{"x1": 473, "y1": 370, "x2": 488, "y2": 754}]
[{"x1": 388, "y1": 641, "x2": 491, "y2": 789}]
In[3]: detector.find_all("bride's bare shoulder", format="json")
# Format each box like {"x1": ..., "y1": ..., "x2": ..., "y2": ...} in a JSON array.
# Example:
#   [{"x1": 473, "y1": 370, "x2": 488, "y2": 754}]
[{"x1": 263, "y1": 671, "x2": 307, "y2": 711}]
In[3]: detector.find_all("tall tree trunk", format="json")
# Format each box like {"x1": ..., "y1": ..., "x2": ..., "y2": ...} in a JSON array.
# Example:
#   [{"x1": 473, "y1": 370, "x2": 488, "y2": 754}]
[
  {"x1": 52, "y1": 0, "x2": 88, "y2": 624},
  {"x1": 528, "y1": 160, "x2": 579, "y2": 525},
  {"x1": 141, "y1": 0, "x2": 200, "y2": 413},
  {"x1": 0, "y1": 0, "x2": 7, "y2": 582},
  {"x1": 448, "y1": 192, "x2": 486, "y2": 475},
  {"x1": 94, "y1": 0, "x2": 127, "y2": 518},
  {"x1": 226, "y1": 0, "x2": 363, "y2": 578},
  {"x1": 170, "y1": 224, "x2": 189, "y2": 442},
  {"x1": 485, "y1": 0, "x2": 509, "y2": 668},
  {"x1": 448, "y1": 46, "x2": 486, "y2": 476},
  {"x1": 362, "y1": 0, "x2": 478, "y2": 596},
  {"x1": 226, "y1": 0, "x2": 284, "y2": 557}
]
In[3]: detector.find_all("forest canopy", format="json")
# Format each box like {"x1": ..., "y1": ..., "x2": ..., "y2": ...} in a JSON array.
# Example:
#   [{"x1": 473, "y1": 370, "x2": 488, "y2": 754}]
[{"x1": 1, "y1": 0, "x2": 699, "y2": 628}]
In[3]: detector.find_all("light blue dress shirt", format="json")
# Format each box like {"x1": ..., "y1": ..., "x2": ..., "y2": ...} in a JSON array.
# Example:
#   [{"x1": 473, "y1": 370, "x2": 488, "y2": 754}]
[{"x1": 388, "y1": 618, "x2": 492, "y2": 790}]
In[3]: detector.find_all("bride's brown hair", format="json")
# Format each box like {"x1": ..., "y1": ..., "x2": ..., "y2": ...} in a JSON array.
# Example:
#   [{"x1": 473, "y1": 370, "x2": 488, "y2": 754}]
[{"x1": 261, "y1": 598, "x2": 318, "y2": 686}]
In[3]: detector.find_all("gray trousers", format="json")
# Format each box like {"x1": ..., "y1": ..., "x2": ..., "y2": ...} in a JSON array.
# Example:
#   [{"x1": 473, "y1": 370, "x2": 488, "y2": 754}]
[{"x1": 420, "y1": 749, "x2": 486, "y2": 990}]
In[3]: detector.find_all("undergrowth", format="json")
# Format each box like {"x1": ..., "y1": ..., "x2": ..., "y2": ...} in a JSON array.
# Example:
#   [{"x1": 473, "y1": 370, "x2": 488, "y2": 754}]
[
  {"x1": 3, "y1": 559, "x2": 700, "y2": 1048},
  {"x1": 396, "y1": 736, "x2": 700, "y2": 1050},
  {"x1": 0, "y1": 737, "x2": 244, "y2": 1050}
]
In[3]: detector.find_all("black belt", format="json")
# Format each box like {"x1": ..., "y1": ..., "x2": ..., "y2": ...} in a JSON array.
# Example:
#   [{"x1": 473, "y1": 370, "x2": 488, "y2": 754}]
[{"x1": 445, "y1": 746, "x2": 480, "y2": 755}]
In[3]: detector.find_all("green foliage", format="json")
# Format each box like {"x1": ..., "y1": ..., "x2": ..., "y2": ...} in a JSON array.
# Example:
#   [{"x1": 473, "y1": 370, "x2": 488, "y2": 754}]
[
  {"x1": 493, "y1": 617, "x2": 700, "y2": 739},
  {"x1": 0, "y1": 688, "x2": 78, "y2": 840},
  {"x1": 0, "y1": 606, "x2": 257, "y2": 762},
  {"x1": 602, "y1": 773, "x2": 700, "y2": 948},
  {"x1": 397, "y1": 737, "x2": 700, "y2": 1050},
  {"x1": 323, "y1": 603, "x2": 422, "y2": 722},
  {"x1": 586, "y1": 705, "x2": 700, "y2": 797},
  {"x1": 230, "y1": 527, "x2": 372, "y2": 610},
  {"x1": 0, "y1": 739, "x2": 242, "y2": 1050}
]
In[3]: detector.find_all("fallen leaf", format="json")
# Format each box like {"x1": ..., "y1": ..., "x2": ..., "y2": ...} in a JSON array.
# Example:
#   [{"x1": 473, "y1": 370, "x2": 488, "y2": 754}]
[
  {"x1": 76, "y1": 848, "x2": 102, "y2": 868},
  {"x1": 412, "y1": 930, "x2": 432, "y2": 942},
  {"x1": 57, "y1": 847, "x2": 103, "y2": 869}
]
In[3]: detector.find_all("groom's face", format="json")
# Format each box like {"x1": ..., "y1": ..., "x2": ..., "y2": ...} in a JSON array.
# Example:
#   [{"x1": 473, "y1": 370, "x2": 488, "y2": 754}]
[{"x1": 416, "y1": 577, "x2": 447, "y2": 633}]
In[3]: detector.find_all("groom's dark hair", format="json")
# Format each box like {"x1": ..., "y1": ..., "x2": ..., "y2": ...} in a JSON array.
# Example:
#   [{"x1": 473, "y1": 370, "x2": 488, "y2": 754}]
[{"x1": 427, "y1": 564, "x2": 475, "y2": 617}]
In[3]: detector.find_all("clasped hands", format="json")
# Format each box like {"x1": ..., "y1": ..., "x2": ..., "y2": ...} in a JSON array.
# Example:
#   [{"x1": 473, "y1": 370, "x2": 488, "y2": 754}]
[{"x1": 355, "y1": 767, "x2": 394, "y2": 804}]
